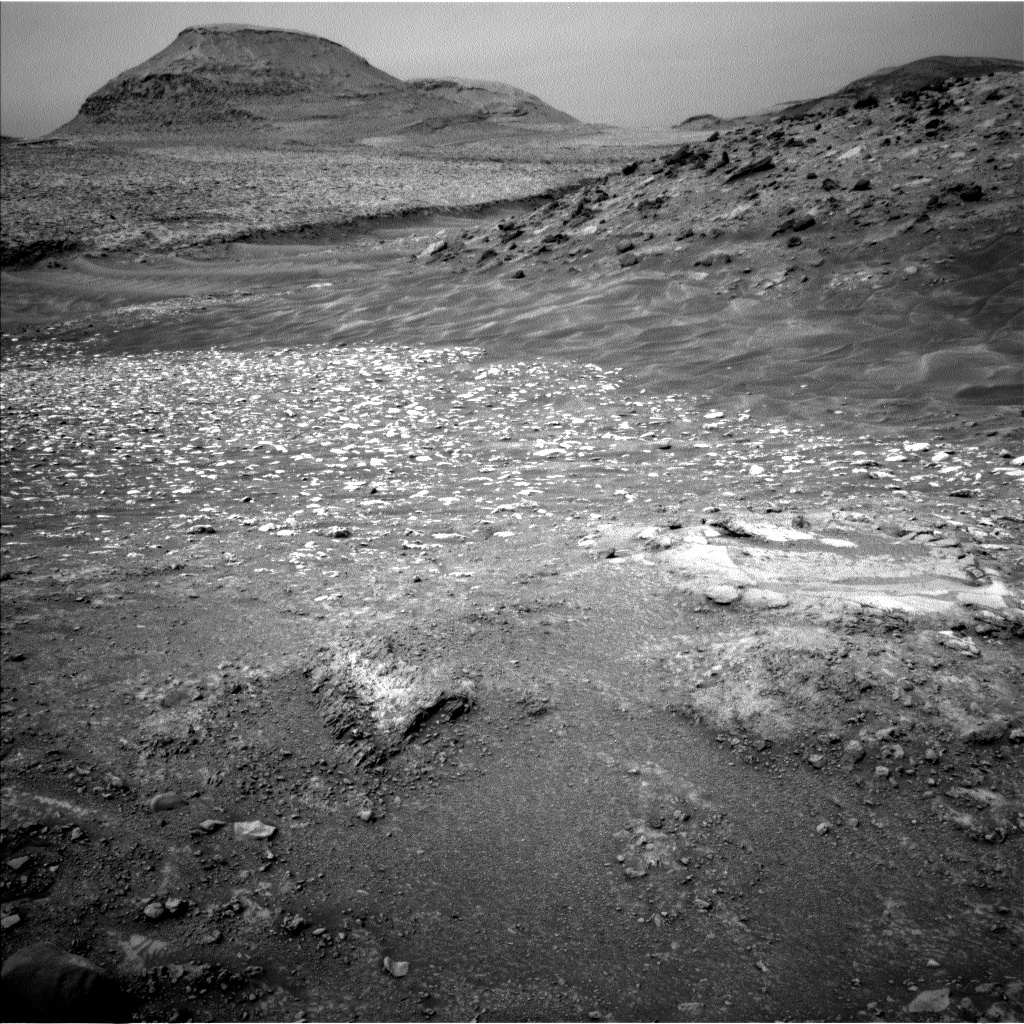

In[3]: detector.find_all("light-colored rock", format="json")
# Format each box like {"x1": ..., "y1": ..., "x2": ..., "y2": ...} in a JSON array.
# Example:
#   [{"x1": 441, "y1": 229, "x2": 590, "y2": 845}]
[
  {"x1": 907, "y1": 988, "x2": 950, "y2": 1013},
  {"x1": 233, "y1": 820, "x2": 277, "y2": 840},
  {"x1": 704, "y1": 585, "x2": 741, "y2": 605}
]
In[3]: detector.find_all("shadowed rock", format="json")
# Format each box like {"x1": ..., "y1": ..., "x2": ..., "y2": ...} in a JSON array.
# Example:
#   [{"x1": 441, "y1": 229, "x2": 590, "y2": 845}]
[{"x1": 1, "y1": 944, "x2": 130, "y2": 1023}]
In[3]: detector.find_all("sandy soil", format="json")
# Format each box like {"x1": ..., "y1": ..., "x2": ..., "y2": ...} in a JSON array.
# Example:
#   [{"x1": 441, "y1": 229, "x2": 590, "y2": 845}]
[{"x1": 1, "y1": 66, "x2": 1022, "y2": 1024}]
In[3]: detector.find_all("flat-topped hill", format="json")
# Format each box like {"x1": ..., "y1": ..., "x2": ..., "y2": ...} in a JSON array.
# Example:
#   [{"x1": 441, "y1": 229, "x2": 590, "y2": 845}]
[{"x1": 55, "y1": 24, "x2": 578, "y2": 142}]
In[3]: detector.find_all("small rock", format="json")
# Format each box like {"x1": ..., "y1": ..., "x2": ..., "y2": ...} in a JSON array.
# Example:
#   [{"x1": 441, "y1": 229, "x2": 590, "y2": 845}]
[
  {"x1": 816, "y1": 822, "x2": 831, "y2": 835},
  {"x1": 7, "y1": 856, "x2": 30, "y2": 870},
  {"x1": 704, "y1": 585, "x2": 740, "y2": 605},
  {"x1": 960, "y1": 184, "x2": 983, "y2": 202},
  {"x1": 418, "y1": 240, "x2": 447, "y2": 259},
  {"x1": 694, "y1": 898, "x2": 714, "y2": 912},
  {"x1": 327, "y1": 526, "x2": 351, "y2": 538},
  {"x1": 844, "y1": 740, "x2": 866, "y2": 764},
  {"x1": 163, "y1": 898, "x2": 185, "y2": 915},
  {"x1": 907, "y1": 988, "x2": 950, "y2": 1013},
  {"x1": 69, "y1": 827, "x2": 84, "y2": 842},
  {"x1": 383, "y1": 956, "x2": 410, "y2": 978},
  {"x1": 187, "y1": 524, "x2": 216, "y2": 535},
  {"x1": 851, "y1": 178, "x2": 871, "y2": 192},
  {"x1": 143, "y1": 902, "x2": 165, "y2": 920},
  {"x1": 874, "y1": 765, "x2": 891, "y2": 778},
  {"x1": 1, "y1": 914, "x2": 22, "y2": 930},
  {"x1": 233, "y1": 820, "x2": 276, "y2": 840},
  {"x1": 808, "y1": 755, "x2": 826, "y2": 769},
  {"x1": 616, "y1": 240, "x2": 635, "y2": 254},
  {"x1": 619, "y1": 252, "x2": 639, "y2": 268},
  {"x1": 147, "y1": 792, "x2": 181, "y2": 813},
  {"x1": 961, "y1": 718, "x2": 1009, "y2": 744},
  {"x1": 281, "y1": 914, "x2": 307, "y2": 934},
  {"x1": 198, "y1": 819, "x2": 227, "y2": 833}
]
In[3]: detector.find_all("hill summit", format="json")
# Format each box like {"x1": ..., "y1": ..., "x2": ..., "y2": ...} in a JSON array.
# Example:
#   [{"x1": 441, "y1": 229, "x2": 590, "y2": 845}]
[{"x1": 57, "y1": 24, "x2": 577, "y2": 142}]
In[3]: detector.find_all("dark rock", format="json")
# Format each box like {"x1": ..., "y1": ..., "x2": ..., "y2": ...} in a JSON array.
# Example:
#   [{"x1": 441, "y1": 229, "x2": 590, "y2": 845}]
[
  {"x1": 619, "y1": 252, "x2": 640, "y2": 267},
  {"x1": 1, "y1": 944, "x2": 130, "y2": 1022},
  {"x1": 792, "y1": 215, "x2": 816, "y2": 231},
  {"x1": 786, "y1": 235, "x2": 803, "y2": 247},
  {"x1": 959, "y1": 184, "x2": 984, "y2": 202},
  {"x1": 724, "y1": 155, "x2": 774, "y2": 184},
  {"x1": 509, "y1": 269, "x2": 525, "y2": 279},
  {"x1": 706, "y1": 131, "x2": 720, "y2": 142},
  {"x1": 622, "y1": 162, "x2": 638, "y2": 176},
  {"x1": 615, "y1": 240, "x2": 635, "y2": 254},
  {"x1": 851, "y1": 178, "x2": 871, "y2": 191},
  {"x1": 853, "y1": 94, "x2": 879, "y2": 109}
]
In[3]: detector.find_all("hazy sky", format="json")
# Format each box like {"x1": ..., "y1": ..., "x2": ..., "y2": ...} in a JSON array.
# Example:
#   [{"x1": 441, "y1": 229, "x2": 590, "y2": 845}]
[{"x1": 1, "y1": 2, "x2": 1022, "y2": 137}]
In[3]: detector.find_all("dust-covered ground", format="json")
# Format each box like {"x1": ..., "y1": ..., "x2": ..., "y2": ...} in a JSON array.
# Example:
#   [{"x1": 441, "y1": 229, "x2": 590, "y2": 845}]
[{"x1": 1, "y1": 67, "x2": 1022, "y2": 1024}]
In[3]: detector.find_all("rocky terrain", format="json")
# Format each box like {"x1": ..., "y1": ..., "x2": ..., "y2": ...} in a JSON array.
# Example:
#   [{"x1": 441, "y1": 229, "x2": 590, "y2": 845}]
[{"x1": 1, "y1": 42, "x2": 1022, "y2": 1024}]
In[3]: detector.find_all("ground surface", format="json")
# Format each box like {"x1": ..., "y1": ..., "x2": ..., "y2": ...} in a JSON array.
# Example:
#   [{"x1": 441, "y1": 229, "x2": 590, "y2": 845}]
[{"x1": 1, "y1": 66, "x2": 1022, "y2": 1024}]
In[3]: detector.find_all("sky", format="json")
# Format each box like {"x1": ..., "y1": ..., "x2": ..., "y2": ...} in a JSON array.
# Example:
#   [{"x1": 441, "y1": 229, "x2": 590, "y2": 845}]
[{"x1": 1, "y1": 1, "x2": 1022, "y2": 137}]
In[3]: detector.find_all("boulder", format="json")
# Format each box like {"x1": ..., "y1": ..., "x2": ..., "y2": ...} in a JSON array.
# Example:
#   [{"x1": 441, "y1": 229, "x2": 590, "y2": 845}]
[{"x1": 1, "y1": 944, "x2": 129, "y2": 1022}]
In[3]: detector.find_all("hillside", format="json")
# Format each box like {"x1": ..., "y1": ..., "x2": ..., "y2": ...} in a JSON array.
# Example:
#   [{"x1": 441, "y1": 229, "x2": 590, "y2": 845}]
[{"x1": 781, "y1": 54, "x2": 1023, "y2": 117}]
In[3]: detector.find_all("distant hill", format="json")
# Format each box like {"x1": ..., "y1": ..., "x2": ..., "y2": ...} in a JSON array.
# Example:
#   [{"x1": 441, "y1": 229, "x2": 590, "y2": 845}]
[
  {"x1": 408, "y1": 78, "x2": 577, "y2": 124},
  {"x1": 781, "y1": 54, "x2": 1023, "y2": 116},
  {"x1": 670, "y1": 113, "x2": 726, "y2": 130},
  {"x1": 838, "y1": 55, "x2": 1023, "y2": 98},
  {"x1": 55, "y1": 23, "x2": 577, "y2": 142}
]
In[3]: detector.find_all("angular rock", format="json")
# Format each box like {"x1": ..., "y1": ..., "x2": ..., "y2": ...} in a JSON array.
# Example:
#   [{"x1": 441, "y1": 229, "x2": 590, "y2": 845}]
[
  {"x1": 310, "y1": 642, "x2": 474, "y2": 763},
  {"x1": 725, "y1": 156, "x2": 774, "y2": 183},
  {"x1": 233, "y1": 820, "x2": 277, "y2": 840}
]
